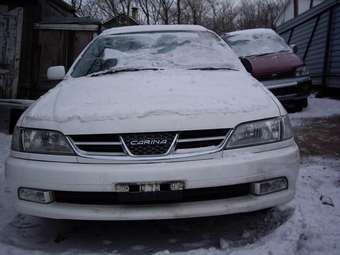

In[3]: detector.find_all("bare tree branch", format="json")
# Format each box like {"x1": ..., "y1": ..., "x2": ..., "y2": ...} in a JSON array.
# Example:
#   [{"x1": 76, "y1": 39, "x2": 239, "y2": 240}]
[{"x1": 70, "y1": 0, "x2": 285, "y2": 33}]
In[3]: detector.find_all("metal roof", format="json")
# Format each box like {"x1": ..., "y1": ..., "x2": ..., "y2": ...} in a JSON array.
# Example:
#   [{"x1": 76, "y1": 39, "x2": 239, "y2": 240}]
[{"x1": 39, "y1": 16, "x2": 101, "y2": 25}]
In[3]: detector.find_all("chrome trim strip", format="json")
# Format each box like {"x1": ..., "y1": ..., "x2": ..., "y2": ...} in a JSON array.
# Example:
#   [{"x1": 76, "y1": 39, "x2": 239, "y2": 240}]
[
  {"x1": 177, "y1": 136, "x2": 226, "y2": 143},
  {"x1": 78, "y1": 151, "x2": 126, "y2": 156},
  {"x1": 73, "y1": 141, "x2": 121, "y2": 146},
  {"x1": 276, "y1": 93, "x2": 299, "y2": 99},
  {"x1": 66, "y1": 137, "x2": 125, "y2": 156},
  {"x1": 266, "y1": 82, "x2": 297, "y2": 89},
  {"x1": 168, "y1": 134, "x2": 179, "y2": 155},
  {"x1": 66, "y1": 130, "x2": 233, "y2": 163},
  {"x1": 261, "y1": 76, "x2": 310, "y2": 89}
]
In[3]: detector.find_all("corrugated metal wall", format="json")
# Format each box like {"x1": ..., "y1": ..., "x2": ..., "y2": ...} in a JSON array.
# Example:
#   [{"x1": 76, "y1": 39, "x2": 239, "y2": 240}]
[
  {"x1": 277, "y1": 0, "x2": 340, "y2": 89},
  {"x1": 304, "y1": 11, "x2": 329, "y2": 86},
  {"x1": 328, "y1": 4, "x2": 340, "y2": 87}
]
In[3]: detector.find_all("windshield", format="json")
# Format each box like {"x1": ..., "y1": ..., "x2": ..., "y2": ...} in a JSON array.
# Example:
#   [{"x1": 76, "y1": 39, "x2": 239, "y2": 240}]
[
  {"x1": 71, "y1": 31, "x2": 242, "y2": 77},
  {"x1": 223, "y1": 29, "x2": 292, "y2": 58}
]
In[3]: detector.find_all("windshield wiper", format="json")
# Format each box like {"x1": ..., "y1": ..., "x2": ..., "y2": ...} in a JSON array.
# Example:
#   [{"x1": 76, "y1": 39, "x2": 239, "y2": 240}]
[
  {"x1": 88, "y1": 68, "x2": 163, "y2": 77},
  {"x1": 188, "y1": 67, "x2": 239, "y2": 71},
  {"x1": 246, "y1": 50, "x2": 291, "y2": 58},
  {"x1": 246, "y1": 52, "x2": 273, "y2": 57}
]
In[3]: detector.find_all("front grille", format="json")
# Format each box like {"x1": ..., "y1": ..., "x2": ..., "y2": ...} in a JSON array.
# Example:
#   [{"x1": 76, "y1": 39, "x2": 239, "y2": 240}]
[
  {"x1": 68, "y1": 129, "x2": 230, "y2": 157},
  {"x1": 69, "y1": 134, "x2": 124, "y2": 155},
  {"x1": 122, "y1": 132, "x2": 176, "y2": 156},
  {"x1": 176, "y1": 129, "x2": 228, "y2": 150},
  {"x1": 54, "y1": 184, "x2": 250, "y2": 205},
  {"x1": 257, "y1": 71, "x2": 295, "y2": 81},
  {"x1": 270, "y1": 86, "x2": 299, "y2": 96}
]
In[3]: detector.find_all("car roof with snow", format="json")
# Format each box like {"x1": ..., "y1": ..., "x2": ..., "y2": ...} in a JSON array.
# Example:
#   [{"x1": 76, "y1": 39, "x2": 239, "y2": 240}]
[
  {"x1": 223, "y1": 28, "x2": 276, "y2": 38},
  {"x1": 101, "y1": 25, "x2": 209, "y2": 36}
]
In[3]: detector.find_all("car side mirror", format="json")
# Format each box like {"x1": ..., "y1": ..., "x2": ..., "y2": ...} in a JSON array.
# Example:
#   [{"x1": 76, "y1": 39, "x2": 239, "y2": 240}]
[
  {"x1": 290, "y1": 44, "x2": 298, "y2": 53},
  {"x1": 102, "y1": 58, "x2": 118, "y2": 70},
  {"x1": 47, "y1": 66, "x2": 66, "y2": 80},
  {"x1": 239, "y1": 57, "x2": 253, "y2": 74}
]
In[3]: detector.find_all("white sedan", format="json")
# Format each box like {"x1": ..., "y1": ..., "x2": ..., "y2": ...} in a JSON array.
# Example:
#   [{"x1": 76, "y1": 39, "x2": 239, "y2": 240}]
[{"x1": 5, "y1": 25, "x2": 299, "y2": 220}]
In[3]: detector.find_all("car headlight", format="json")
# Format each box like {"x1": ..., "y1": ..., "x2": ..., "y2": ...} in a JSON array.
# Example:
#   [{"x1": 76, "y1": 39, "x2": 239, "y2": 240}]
[
  {"x1": 226, "y1": 116, "x2": 293, "y2": 149},
  {"x1": 295, "y1": 66, "x2": 309, "y2": 77},
  {"x1": 11, "y1": 128, "x2": 74, "y2": 155}
]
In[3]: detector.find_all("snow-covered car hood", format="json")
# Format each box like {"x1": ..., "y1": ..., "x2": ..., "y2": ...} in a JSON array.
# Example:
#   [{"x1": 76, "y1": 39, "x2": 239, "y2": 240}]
[{"x1": 21, "y1": 70, "x2": 281, "y2": 134}]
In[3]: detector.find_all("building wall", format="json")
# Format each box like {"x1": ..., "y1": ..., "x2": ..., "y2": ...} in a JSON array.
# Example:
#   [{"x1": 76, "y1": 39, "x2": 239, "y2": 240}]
[
  {"x1": 1, "y1": 0, "x2": 37, "y2": 97},
  {"x1": 0, "y1": 8, "x2": 21, "y2": 98},
  {"x1": 30, "y1": 29, "x2": 95, "y2": 98},
  {"x1": 279, "y1": 11, "x2": 329, "y2": 86},
  {"x1": 276, "y1": 0, "x2": 326, "y2": 26},
  {"x1": 277, "y1": 0, "x2": 340, "y2": 89},
  {"x1": 0, "y1": 0, "x2": 75, "y2": 98},
  {"x1": 328, "y1": 4, "x2": 340, "y2": 88},
  {"x1": 102, "y1": 15, "x2": 138, "y2": 30}
]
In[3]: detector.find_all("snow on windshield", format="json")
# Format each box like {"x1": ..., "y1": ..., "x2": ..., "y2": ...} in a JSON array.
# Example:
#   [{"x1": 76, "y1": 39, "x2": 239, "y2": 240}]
[
  {"x1": 223, "y1": 29, "x2": 292, "y2": 58},
  {"x1": 71, "y1": 31, "x2": 243, "y2": 77}
]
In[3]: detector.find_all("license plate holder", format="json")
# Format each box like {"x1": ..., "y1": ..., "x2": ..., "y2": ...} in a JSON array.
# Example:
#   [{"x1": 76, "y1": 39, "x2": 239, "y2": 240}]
[{"x1": 115, "y1": 181, "x2": 185, "y2": 193}]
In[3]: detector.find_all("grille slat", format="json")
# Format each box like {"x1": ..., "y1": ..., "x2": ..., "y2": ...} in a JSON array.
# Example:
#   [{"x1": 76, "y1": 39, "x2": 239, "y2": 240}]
[
  {"x1": 77, "y1": 145, "x2": 125, "y2": 154},
  {"x1": 176, "y1": 140, "x2": 223, "y2": 150},
  {"x1": 270, "y1": 86, "x2": 299, "y2": 96},
  {"x1": 68, "y1": 129, "x2": 230, "y2": 157},
  {"x1": 176, "y1": 129, "x2": 229, "y2": 150},
  {"x1": 177, "y1": 136, "x2": 226, "y2": 143},
  {"x1": 70, "y1": 134, "x2": 120, "y2": 143},
  {"x1": 179, "y1": 129, "x2": 228, "y2": 139},
  {"x1": 74, "y1": 142, "x2": 121, "y2": 146}
]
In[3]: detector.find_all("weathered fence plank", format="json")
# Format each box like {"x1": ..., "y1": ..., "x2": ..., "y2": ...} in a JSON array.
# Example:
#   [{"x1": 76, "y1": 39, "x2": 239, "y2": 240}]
[{"x1": 0, "y1": 7, "x2": 23, "y2": 98}]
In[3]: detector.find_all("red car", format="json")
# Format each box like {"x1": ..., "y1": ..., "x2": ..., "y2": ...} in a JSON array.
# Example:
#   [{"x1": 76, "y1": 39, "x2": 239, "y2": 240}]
[{"x1": 222, "y1": 28, "x2": 311, "y2": 111}]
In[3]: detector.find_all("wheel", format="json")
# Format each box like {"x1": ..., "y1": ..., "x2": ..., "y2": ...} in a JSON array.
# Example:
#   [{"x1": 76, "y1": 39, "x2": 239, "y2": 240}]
[
  {"x1": 292, "y1": 104, "x2": 303, "y2": 112},
  {"x1": 9, "y1": 109, "x2": 24, "y2": 134},
  {"x1": 290, "y1": 98, "x2": 308, "y2": 113},
  {"x1": 299, "y1": 98, "x2": 308, "y2": 108}
]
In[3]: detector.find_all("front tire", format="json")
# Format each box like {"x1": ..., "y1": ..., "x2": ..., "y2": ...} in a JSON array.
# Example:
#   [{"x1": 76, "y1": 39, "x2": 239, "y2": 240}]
[
  {"x1": 290, "y1": 98, "x2": 308, "y2": 113},
  {"x1": 299, "y1": 98, "x2": 308, "y2": 108}
]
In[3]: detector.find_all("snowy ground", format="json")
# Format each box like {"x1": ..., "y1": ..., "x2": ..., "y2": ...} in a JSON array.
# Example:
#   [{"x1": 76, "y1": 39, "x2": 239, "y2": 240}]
[
  {"x1": 0, "y1": 96, "x2": 339, "y2": 255},
  {"x1": 290, "y1": 95, "x2": 340, "y2": 119}
]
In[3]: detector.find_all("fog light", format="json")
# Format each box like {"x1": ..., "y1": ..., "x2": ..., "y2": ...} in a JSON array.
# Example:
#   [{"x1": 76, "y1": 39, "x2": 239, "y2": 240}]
[
  {"x1": 251, "y1": 178, "x2": 288, "y2": 195},
  {"x1": 18, "y1": 188, "x2": 54, "y2": 204}
]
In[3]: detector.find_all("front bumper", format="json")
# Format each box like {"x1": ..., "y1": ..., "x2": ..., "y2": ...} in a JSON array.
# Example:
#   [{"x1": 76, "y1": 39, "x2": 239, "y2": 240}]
[
  {"x1": 5, "y1": 140, "x2": 299, "y2": 220},
  {"x1": 261, "y1": 76, "x2": 311, "y2": 104}
]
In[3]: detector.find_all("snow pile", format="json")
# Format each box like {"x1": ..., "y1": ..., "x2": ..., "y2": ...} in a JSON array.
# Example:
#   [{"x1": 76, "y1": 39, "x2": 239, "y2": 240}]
[
  {"x1": 72, "y1": 30, "x2": 242, "y2": 78},
  {"x1": 101, "y1": 25, "x2": 208, "y2": 36},
  {"x1": 290, "y1": 95, "x2": 340, "y2": 119},
  {"x1": 21, "y1": 70, "x2": 278, "y2": 134},
  {"x1": 100, "y1": 37, "x2": 239, "y2": 72},
  {"x1": 25, "y1": 70, "x2": 269, "y2": 123}
]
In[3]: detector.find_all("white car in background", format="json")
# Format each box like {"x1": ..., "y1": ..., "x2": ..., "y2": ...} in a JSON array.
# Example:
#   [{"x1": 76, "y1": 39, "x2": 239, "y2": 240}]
[{"x1": 5, "y1": 25, "x2": 299, "y2": 220}]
